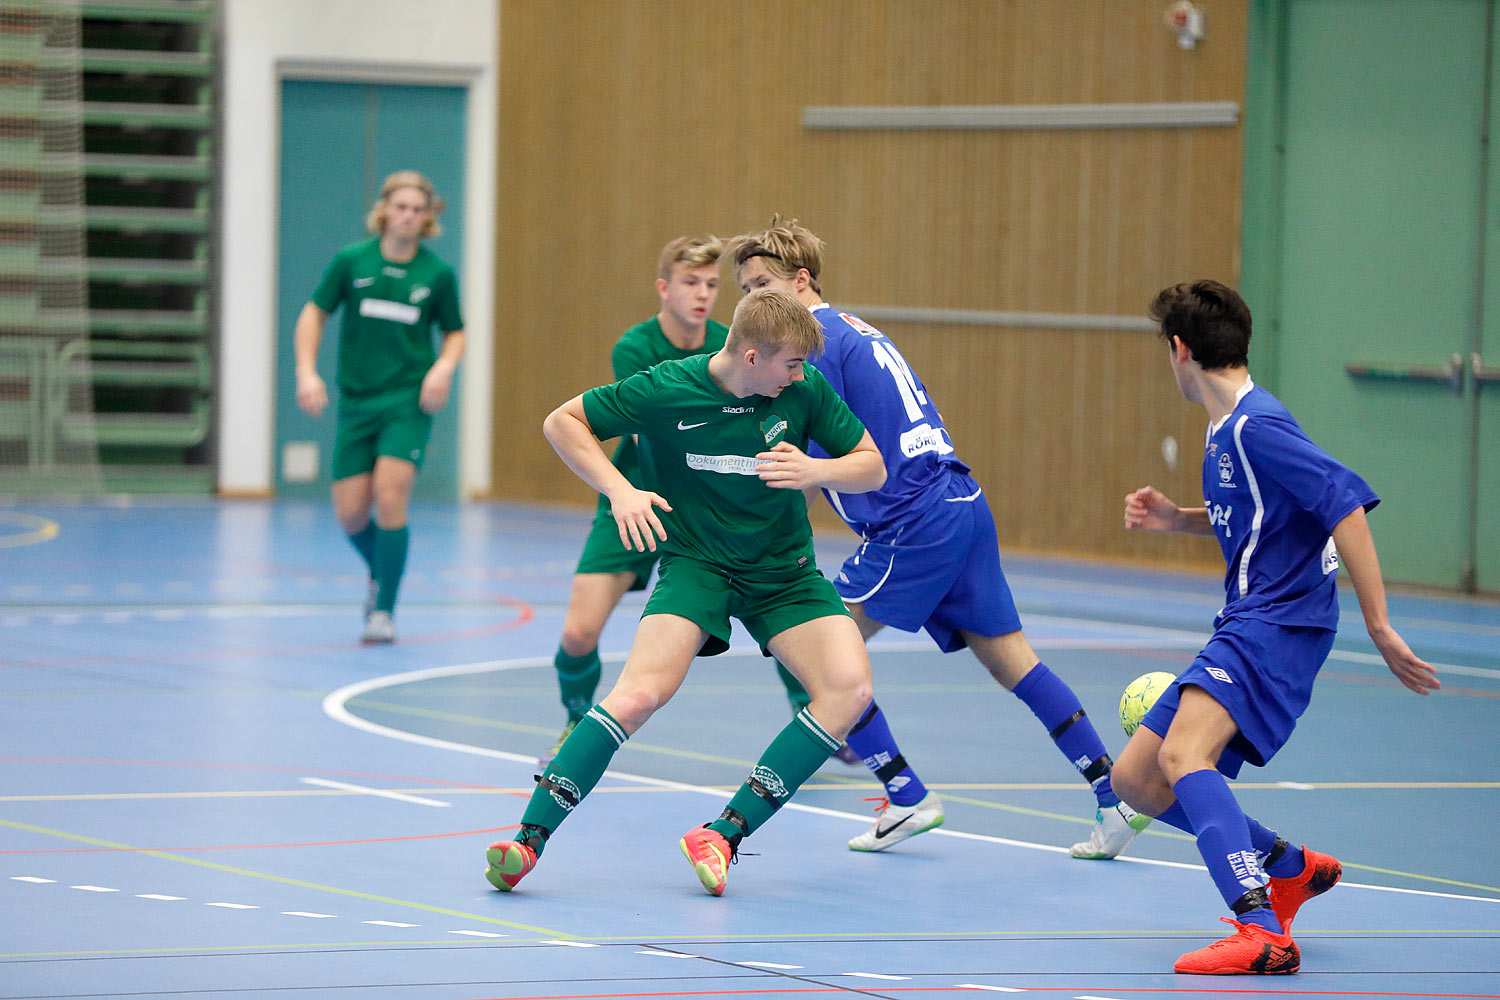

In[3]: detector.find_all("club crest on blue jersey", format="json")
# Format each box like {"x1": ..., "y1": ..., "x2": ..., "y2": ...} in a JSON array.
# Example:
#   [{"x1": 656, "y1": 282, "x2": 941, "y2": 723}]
[{"x1": 1218, "y1": 452, "x2": 1236, "y2": 486}]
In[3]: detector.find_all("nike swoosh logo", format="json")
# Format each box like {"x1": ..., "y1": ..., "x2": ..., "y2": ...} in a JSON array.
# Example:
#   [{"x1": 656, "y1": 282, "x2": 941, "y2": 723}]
[
  {"x1": 677, "y1": 420, "x2": 708, "y2": 430},
  {"x1": 353, "y1": 277, "x2": 374, "y2": 287},
  {"x1": 873, "y1": 814, "x2": 913, "y2": 839}
]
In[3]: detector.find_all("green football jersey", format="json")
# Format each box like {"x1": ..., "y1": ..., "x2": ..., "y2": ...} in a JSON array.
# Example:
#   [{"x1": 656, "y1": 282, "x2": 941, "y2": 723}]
[
  {"x1": 311, "y1": 238, "x2": 464, "y2": 396},
  {"x1": 605, "y1": 316, "x2": 730, "y2": 492},
  {"x1": 582, "y1": 353, "x2": 866, "y2": 572}
]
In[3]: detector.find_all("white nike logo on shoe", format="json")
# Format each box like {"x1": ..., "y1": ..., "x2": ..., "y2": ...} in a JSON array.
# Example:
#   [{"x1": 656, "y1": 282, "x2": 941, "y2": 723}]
[{"x1": 677, "y1": 420, "x2": 708, "y2": 430}]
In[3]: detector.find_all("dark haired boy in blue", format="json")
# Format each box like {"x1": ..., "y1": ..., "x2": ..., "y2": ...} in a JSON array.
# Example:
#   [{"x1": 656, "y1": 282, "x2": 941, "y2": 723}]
[{"x1": 1112, "y1": 280, "x2": 1439, "y2": 976}]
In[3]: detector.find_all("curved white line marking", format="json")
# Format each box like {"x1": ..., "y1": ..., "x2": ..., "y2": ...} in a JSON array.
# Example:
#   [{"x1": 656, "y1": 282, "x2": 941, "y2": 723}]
[{"x1": 323, "y1": 649, "x2": 1500, "y2": 906}]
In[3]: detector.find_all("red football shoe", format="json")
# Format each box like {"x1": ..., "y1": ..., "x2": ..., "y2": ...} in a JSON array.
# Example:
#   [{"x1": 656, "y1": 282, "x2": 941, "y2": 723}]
[
  {"x1": 679, "y1": 825, "x2": 735, "y2": 897},
  {"x1": 1270, "y1": 846, "x2": 1342, "y2": 934},
  {"x1": 484, "y1": 840, "x2": 538, "y2": 892},
  {"x1": 1174, "y1": 917, "x2": 1299, "y2": 975}
]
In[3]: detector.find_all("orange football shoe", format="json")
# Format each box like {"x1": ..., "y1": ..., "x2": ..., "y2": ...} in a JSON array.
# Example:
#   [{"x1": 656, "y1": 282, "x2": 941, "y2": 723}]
[{"x1": 1174, "y1": 917, "x2": 1299, "y2": 975}]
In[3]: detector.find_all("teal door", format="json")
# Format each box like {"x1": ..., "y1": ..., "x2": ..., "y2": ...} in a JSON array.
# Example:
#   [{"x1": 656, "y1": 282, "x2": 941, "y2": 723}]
[
  {"x1": 275, "y1": 80, "x2": 467, "y2": 500},
  {"x1": 1253, "y1": 0, "x2": 1496, "y2": 590}
]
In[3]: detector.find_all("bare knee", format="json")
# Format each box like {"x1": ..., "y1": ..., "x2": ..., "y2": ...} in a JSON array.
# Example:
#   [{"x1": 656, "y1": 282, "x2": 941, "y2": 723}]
[
  {"x1": 1156, "y1": 736, "x2": 1207, "y2": 786},
  {"x1": 559, "y1": 619, "x2": 604, "y2": 658},
  {"x1": 599, "y1": 685, "x2": 666, "y2": 735},
  {"x1": 812, "y1": 676, "x2": 873, "y2": 738}
]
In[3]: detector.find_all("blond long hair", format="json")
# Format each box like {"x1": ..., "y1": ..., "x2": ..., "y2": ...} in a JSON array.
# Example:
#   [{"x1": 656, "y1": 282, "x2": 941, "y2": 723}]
[
  {"x1": 725, "y1": 215, "x2": 824, "y2": 295},
  {"x1": 365, "y1": 170, "x2": 445, "y2": 238}
]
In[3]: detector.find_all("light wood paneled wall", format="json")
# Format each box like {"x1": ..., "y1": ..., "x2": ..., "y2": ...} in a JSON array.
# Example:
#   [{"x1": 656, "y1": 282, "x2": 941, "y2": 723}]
[{"x1": 494, "y1": 1, "x2": 1248, "y2": 569}]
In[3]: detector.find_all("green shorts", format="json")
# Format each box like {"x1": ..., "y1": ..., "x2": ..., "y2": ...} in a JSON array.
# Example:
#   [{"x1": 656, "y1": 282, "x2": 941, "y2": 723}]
[
  {"x1": 643, "y1": 553, "x2": 850, "y2": 657},
  {"x1": 574, "y1": 500, "x2": 657, "y2": 590},
  {"x1": 332, "y1": 387, "x2": 433, "y2": 481}
]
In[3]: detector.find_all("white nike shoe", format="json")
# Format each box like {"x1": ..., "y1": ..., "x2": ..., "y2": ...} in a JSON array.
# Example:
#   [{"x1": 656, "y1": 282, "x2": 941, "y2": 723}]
[
  {"x1": 1069, "y1": 801, "x2": 1152, "y2": 859},
  {"x1": 848, "y1": 792, "x2": 944, "y2": 852},
  {"x1": 361, "y1": 609, "x2": 396, "y2": 644}
]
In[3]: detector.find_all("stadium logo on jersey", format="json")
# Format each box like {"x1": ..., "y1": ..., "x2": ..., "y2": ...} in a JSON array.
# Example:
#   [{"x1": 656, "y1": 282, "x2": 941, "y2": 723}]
[
  {"x1": 546, "y1": 775, "x2": 582, "y2": 812},
  {"x1": 409, "y1": 286, "x2": 430, "y2": 304},
  {"x1": 722, "y1": 405, "x2": 755, "y2": 413},
  {"x1": 1206, "y1": 666, "x2": 1234, "y2": 684},
  {"x1": 761, "y1": 416, "x2": 787, "y2": 446},
  {"x1": 381, "y1": 265, "x2": 407, "y2": 278},
  {"x1": 1218, "y1": 452, "x2": 1236, "y2": 486},
  {"x1": 750, "y1": 765, "x2": 789, "y2": 801}
]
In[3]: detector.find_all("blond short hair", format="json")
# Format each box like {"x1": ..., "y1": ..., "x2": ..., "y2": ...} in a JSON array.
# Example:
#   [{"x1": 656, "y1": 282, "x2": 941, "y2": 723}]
[
  {"x1": 727, "y1": 287, "x2": 823, "y2": 356},
  {"x1": 657, "y1": 235, "x2": 724, "y2": 281},
  {"x1": 365, "y1": 170, "x2": 445, "y2": 238},
  {"x1": 725, "y1": 215, "x2": 824, "y2": 295}
]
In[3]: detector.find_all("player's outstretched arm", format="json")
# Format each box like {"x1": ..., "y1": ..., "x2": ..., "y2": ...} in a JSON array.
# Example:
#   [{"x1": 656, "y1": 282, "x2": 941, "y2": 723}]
[
  {"x1": 1124, "y1": 486, "x2": 1212, "y2": 535},
  {"x1": 756, "y1": 431, "x2": 885, "y2": 494},
  {"x1": 293, "y1": 303, "x2": 330, "y2": 418},
  {"x1": 543, "y1": 395, "x2": 671, "y2": 552},
  {"x1": 1332, "y1": 507, "x2": 1441, "y2": 695}
]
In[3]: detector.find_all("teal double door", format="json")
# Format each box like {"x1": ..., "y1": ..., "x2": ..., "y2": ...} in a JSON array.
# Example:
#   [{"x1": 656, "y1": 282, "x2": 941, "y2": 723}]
[
  {"x1": 1250, "y1": 0, "x2": 1500, "y2": 591},
  {"x1": 274, "y1": 80, "x2": 467, "y2": 500}
]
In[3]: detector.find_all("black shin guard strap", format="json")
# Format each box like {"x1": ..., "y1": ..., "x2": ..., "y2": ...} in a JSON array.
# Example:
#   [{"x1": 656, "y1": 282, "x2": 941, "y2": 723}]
[
  {"x1": 1048, "y1": 708, "x2": 1087, "y2": 741},
  {"x1": 1081, "y1": 754, "x2": 1113, "y2": 785},
  {"x1": 534, "y1": 774, "x2": 578, "y2": 808},
  {"x1": 1230, "y1": 885, "x2": 1272, "y2": 917},
  {"x1": 873, "y1": 754, "x2": 909, "y2": 785},
  {"x1": 848, "y1": 702, "x2": 881, "y2": 737},
  {"x1": 517, "y1": 823, "x2": 551, "y2": 849},
  {"x1": 1263, "y1": 836, "x2": 1289, "y2": 870},
  {"x1": 747, "y1": 776, "x2": 782, "y2": 810},
  {"x1": 716, "y1": 807, "x2": 748, "y2": 848}
]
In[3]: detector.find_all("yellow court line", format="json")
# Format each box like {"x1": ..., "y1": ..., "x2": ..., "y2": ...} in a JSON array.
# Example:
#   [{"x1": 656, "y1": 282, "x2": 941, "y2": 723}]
[
  {"x1": 0, "y1": 818, "x2": 571, "y2": 938},
  {"x1": 0, "y1": 512, "x2": 59, "y2": 549}
]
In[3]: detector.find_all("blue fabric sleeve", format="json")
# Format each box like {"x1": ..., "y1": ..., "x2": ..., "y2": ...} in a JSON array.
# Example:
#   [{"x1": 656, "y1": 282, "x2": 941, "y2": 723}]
[{"x1": 1239, "y1": 417, "x2": 1380, "y2": 530}]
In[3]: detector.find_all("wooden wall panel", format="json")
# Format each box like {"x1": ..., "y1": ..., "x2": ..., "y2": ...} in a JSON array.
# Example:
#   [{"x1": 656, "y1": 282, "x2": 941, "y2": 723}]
[{"x1": 494, "y1": 0, "x2": 1248, "y2": 570}]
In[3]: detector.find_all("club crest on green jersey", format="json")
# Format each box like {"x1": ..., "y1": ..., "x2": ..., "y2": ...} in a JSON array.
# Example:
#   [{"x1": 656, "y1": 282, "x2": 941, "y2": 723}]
[{"x1": 761, "y1": 415, "x2": 787, "y2": 446}]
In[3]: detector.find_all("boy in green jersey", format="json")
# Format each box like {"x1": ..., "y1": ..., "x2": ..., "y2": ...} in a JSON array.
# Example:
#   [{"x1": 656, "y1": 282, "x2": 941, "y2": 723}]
[
  {"x1": 538, "y1": 236, "x2": 730, "y2": 767},
  {"x1": 486, "y1": 288, "x2": 887, "y2": 897},
  {"x1": 293, "y1": 171, "x2": 465, "y2": 644}
]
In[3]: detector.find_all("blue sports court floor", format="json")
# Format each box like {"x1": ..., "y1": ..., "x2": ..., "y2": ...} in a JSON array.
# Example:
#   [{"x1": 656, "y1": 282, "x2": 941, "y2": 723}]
[{"x1": 2, "y1": 499, "x2": 1497, "y2": 999}]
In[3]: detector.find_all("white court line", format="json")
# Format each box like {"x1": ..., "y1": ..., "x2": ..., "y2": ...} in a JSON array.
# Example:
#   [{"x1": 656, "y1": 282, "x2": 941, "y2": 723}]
[
  {"x1": 70, "y1": 885, "x2": 116, "y2": 892},
  {"x1": 450, "y1": 929, "x2": 506, "y2": 938},
  {"x1": 637, "y1": 949, "x2": 693, "y2": 958},
  {"x1": 957, "y1": 988, "x2": 1024, "y2": 994},
  {"x1": 137, "y1": 894, "x2": 184, "y2": 901},
  {"x1": 845, "y1": 972, "x2": 911, "y2": 980},
  {"x1": 364, "y1": 920, "x2": 418, "y2": 927},
  {"x1": 11, "y1": 876, "x2": 54, "y2": 883},
  {"x1": 321, "y1": 648, "x2": 1500, "y2": 908},
  {"x1": 738, "y1": 961, "x2": 803, "y2": 969},
  {"x1": 282, "y1": 911, "x2": 335, "y2": 918},
  {"x1": 206, "y1": 902, "x2": 256, "y2": 909},
  {"x1": 540, "y1": 940, "x2": 599, "y2": 948},
  {"x1": 299, "y1": 776, "x2": 449, "y2": 808}
]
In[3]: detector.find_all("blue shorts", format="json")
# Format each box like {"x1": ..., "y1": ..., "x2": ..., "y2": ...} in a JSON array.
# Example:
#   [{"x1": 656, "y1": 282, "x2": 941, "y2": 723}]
[
  {"x1": 832, "y1": 474, "x2": 1022, "y2": 653},
  {"x1": 1140, "y1": 616, "x2": 1335, "y2": 776}
]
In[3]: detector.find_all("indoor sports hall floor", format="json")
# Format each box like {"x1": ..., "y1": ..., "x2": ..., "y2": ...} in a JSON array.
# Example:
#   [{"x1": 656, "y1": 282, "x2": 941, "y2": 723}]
[{"x1": 2, "y1": 499, "x2": 1497, "y2": 1000}]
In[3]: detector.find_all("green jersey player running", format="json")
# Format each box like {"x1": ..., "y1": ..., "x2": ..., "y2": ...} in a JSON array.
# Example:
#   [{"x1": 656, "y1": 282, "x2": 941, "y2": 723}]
[
  {"x1": 486, "y1": 287, "x2": 886, "y2": 897},
  {"x1": 293, "y1": 170, "x2": 465, "y2": 644}
]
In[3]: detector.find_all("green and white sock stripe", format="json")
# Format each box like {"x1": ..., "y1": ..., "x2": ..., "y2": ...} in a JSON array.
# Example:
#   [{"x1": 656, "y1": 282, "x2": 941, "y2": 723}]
[
  {"x1": 795, "y1": 708, "x2": 841, "y2": 753},
  {"x1": 586, "y1": 706, "x2": 627, "y2": 747}
]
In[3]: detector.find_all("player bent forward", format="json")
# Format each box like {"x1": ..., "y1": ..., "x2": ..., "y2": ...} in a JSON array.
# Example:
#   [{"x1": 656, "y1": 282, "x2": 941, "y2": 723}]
[
  {"x1": 1110, "y1": 280, "x2": 1439, "y2": 975},
  {"x1": 484, "y1": 287, "x2": 887, "y2": 896}
]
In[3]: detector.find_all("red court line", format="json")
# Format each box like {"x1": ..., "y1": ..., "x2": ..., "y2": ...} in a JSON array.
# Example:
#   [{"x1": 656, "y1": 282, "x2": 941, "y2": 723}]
[
  {"x1": 0, "y1": 824, "x2": 519, "y2": 855},
  {"x1": 472, "y1": 989, "x2": 1500, "y2": 1000}
]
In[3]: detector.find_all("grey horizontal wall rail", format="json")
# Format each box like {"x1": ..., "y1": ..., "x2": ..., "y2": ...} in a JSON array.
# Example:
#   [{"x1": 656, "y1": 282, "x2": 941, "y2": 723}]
[
  {"x1": 801, "y1": 102, "x2": 1240, "y2": 131},
  {"x1": 840, "y1": 304, "x2": 1157, "y2": 332}
]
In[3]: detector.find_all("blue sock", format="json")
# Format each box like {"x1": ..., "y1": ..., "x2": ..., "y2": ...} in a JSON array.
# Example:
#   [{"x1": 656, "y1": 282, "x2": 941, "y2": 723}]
[
  {"x1": 1012, "y1": 663, "x2": 1119, "y2": 807},
  {"x1": 1245, "y1": 815, "x2": 1305, "y2": 878},
  {"x1": 844, "y1": 702, "x2": 927, "y2": 807},
  {"x1": 1172, "y1": 769, "x2": 1280, "y2": 933},
  {"x1": 1154, "y1": 800, "x2": 1195, "y2": 833}
]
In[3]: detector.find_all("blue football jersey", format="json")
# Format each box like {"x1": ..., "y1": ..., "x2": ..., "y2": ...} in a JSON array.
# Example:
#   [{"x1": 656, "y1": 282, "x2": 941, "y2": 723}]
[
  {"x1": 1203, "y1": 379, "x2": 1379, "y2": 628},
  {"x1": 805, "y1": 304, "x2": 969, "y2": 534}
]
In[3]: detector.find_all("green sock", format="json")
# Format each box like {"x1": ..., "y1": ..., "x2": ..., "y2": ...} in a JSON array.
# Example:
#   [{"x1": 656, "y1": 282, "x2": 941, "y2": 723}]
[
  {"x1": 373, "y1": 526, "x2": 409, "y2": 613},
  {"x1": 775, "y1": 660, "x2": 811, "y2": 711},
  {"x1": 519, "y1": 705, "x2": 628, "y2": 855},
  {"x1": 347, "y1": 523, "x2": 377, "y2": 576},
  {"x1": 555, "y1": 647, "x2": 602, "y2": 722},
  {"x1": 708, "y1": 707, "x2": 840, "y2": 841}
]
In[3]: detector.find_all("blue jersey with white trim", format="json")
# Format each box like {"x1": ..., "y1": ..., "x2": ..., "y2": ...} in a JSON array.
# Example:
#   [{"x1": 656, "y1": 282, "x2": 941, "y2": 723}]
[
  {"x1": 806, "y1": 304, "x2": 969, "y2": 534},
  {"x1": 1203, "y1": 379, "x2": 1379, "y2": 628}
]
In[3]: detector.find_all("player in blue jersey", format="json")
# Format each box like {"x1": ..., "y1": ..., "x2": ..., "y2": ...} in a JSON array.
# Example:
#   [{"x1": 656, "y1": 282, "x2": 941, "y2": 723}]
[
  {"x1": 1111, "y1": 280, "x2": 1439, "y2": 976},
  {"x1": 727, "y1": 218, "x2": 1146, "y2": 858}
]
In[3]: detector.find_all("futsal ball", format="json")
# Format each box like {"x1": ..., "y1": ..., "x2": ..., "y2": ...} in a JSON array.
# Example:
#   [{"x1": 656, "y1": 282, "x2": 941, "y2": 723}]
[{"x1": 1119, "y1": 671, "x2": 1176, "y2": 737}]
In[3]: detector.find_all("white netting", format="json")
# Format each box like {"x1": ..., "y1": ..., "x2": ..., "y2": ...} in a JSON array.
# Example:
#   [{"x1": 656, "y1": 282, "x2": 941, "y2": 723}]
[{"x1": 0, "y1": 0, "x2": 98, "y2": 493}]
